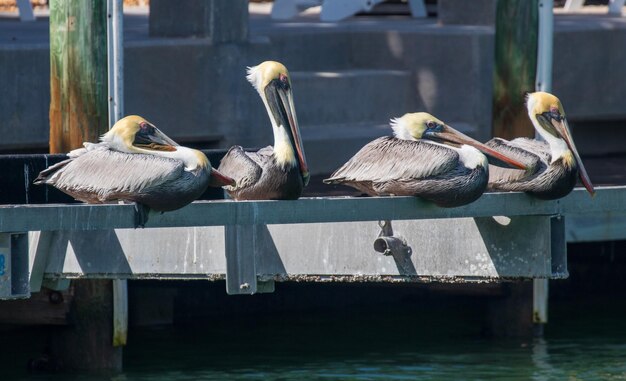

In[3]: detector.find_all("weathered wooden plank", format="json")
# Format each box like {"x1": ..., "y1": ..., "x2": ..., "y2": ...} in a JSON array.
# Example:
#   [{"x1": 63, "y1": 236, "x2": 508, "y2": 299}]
[
  {"x1": 0, "y1": 288, "x2": 72, "y2": 325},
  {"x1": 0, "y1": 187, "x2": 624, "y2": 232}
]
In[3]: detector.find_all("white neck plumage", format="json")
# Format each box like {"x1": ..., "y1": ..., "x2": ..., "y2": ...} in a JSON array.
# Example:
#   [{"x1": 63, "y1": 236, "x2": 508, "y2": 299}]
[
  {"x1": 148, "y1": 146, "x2": 208, "y2": 172},
  {"x1": 530, "y1": 115, "x2": 570, "y2": 164},
  {"x1": 419, "y1": 140, "x2": 487, "y2": 170}
]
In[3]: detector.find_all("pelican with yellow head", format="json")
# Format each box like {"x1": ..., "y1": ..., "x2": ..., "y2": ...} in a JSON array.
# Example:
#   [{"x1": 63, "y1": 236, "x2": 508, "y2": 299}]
[
  {"x1": 486, "y1": 92, "x2": 595, "y2": 199},
  {"x1": 217, "y1": 61, "x2": 309, "y2": 200},
  {"x1": 35, "y1": 115, "x2": 234, "y2": 225},
  {"x1": 324, "y1": 112, "x2": 527, "y2": 207}
]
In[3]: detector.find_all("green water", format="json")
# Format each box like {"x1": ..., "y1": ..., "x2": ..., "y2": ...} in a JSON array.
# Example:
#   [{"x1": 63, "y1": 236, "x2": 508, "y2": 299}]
[
  {"x1": 4, "y1": 305, "x2": 626, "y2": 381},
  {"x1": 121, "y1": 337, "x2": 626, "y2": 381}
]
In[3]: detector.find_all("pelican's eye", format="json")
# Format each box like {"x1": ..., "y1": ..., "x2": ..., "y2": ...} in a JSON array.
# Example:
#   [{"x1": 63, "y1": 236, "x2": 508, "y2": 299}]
[
  {"x1": 426, "y1": 121, "x2": 442, "y2": 131},
  {"x1": 139, "y1": 121, "x2": 155, "y2": 135},
  {"x1": 549, "y1": 107, "x2": 562, "y2": 122},
  {"x1": 278, "y1": 73, "x2": 290, "y2": 89}
]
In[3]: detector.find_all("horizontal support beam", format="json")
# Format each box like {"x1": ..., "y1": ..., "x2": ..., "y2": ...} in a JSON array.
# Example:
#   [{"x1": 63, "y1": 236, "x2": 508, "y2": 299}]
[
  {"x1": 0, "y1": 186, "x2": 623, "y2": 232},
  {"x1": 566, "y1": 213, "x2": 626, "y2": 243},
  {"x1": 33, "y1": 216, "x2": 564, "y2": 283}
]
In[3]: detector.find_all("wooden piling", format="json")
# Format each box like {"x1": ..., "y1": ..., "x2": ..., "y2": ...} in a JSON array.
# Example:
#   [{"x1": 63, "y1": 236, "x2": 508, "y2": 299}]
[
  {"x1": 484, "y1": 282, "x2": 534, "y2": 337},
  {"x1": 50, "y1": 280, "x2": 122, "y2": 370},
  {"x1": 492, "y1": 0, "x2": 538, "y2": 139},
  {"x1": 48, "y1": 0, "x2": 121, "y2": 371},
  {"x1": 49, "y1": 0, "x2": 109, "y2": 154},
  {"x1": 489, "y1": 0, "x2": 540, "y2": 337}
]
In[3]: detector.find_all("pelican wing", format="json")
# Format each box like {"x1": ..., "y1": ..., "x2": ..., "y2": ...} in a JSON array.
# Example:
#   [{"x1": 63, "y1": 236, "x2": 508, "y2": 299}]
[
  {"x1": 507, "y1": 137, "x2": 551, "y2": 163},
  {"x1": 486, "y1": 137, "x2": 546, "y2": 184},
  {"x1": 36, "y1": 146, "x2": 184, "y2": 202},
  {"x1": 217, "y1": 146, "x2": 264, "y2": 191},
  {"x1": 325, "y1": 137, "x2": 458, "y2": 184}
]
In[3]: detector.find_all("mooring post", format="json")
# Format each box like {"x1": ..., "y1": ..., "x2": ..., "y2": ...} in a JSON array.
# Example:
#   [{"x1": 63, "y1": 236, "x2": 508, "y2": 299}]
[
  {"x1": 49, "y1": 0, "x2": 122, "y2": 371},
  {"x1": 492, "y1": 0, "x2": 538, "y2": 140},
  {"x1": 49, "y1": 280, "x2": 122, "y2": 370},
  {"x1": 490, "y1": 0, "x2": 540, "y2": 337}
]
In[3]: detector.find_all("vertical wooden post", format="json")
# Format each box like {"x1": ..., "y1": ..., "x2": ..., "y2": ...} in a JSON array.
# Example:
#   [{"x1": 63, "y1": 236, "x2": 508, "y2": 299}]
[
  {"x1": 49, "y1": 0, "x2": 109, "y2": 154},
  {"x1": 489, "y1": 0, "x2": 540, "y2": 337},
  {"x1": 492, "y1": 0, "x2": 538, "y2": 140},
  {"x1": 50, "y1": 280, "x2": 122, "y2": 370},
  {"x1": 49, "y1": 0, "x2": 122, "y2": 371},
  {"x1": 491, "y1": 0, "x2": 554, "y2": 337},
  {"x1": 484, "y1": 282, "x2": 534, "y2": 337}
]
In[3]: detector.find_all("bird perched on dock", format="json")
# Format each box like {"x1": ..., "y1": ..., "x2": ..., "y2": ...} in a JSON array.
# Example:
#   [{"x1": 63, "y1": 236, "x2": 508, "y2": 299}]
[
  {"x1": 34, "y1": 115, "x2": 235, "y2": 226},
  {"x1": 217, "y1": 61, "x2": 309, "y2": 200},
  {"x1": 323, "y1": 113, "x2": 527, "y2": 207},
  {"x1": 486, "y1": 92, "x2": 595, "y2": 199}
]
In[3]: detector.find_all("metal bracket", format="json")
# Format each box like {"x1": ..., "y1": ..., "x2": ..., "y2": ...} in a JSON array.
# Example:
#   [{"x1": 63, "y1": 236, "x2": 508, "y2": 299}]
[
  {"x1": 0, "y1": 233, "x2": 30, "y2": 300},
  {"x1": 550, "y1": 215, "x2": 567, "y2": 277},
  {"x1": 224, "y1": 224, "x2": 276, "y2": 295},
  {"x1": 533, "y1": 214, "x2": 567, "y2": 326},
  {"x1": 373, "y1": 221, "x2": 416, "y2": 275}
]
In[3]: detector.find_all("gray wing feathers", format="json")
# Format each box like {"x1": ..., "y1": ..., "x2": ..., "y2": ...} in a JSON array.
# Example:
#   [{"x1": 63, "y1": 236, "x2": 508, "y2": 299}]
[
  {"x1": 40, "y1": 148, "x2": 183, "y2": 200},
  {"x1": 35, "y1": 142, "x2": 107, "y2": 183},
  {"x1": 325, "y1": 137, "x2": 458, "y2": 183},
  {"x1": 486, "y1": 137, "x2": 546, "y2": 184},
  {"x1": 507, "y1": 138, "x2": 551, "y2": 163},
  {"x1": 217, "y1": 146, "x2": 264, "y2": 191}
]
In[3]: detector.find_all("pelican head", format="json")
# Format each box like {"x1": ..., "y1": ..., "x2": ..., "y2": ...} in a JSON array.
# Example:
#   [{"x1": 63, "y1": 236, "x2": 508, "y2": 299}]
[
  {"x1": 526, "y1": 92, "x2": 594, "y2": 196},
  {"x1": 102, "y1": 115, "x2": 235, "y2": 186},
  {"x1": 247, "y1": 61, "x2": 309, "y2": 186},
  {"x1": 103, "y1": 115, "x2": 179, "y2": 153},
  {"x1": 390, "y1": 112, "x2": 527, "y2": 170}
]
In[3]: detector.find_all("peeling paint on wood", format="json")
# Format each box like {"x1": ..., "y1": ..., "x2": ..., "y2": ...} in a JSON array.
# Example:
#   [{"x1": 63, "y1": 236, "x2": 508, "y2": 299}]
[{"x1": 49, "y1": 0, "x2": 108, "y2": 153}]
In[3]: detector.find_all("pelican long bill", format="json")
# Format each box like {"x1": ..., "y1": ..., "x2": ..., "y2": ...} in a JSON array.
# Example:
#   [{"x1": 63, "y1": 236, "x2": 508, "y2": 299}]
[
  {"x1": 132, "y1": 121, "x2": 179, "y2": 151},
  {"x1": 265, "y1": 74, "x2": 309, "y2": 185},
  {"x1": 540, "y1": 113, "x2": 595, "y2": 196},
  {"x1": 424, "y1": 125, "x2": 528, "y2": 170},
  {"x1": 216, "y1": 61, "x2": 309, "y2": 201}
]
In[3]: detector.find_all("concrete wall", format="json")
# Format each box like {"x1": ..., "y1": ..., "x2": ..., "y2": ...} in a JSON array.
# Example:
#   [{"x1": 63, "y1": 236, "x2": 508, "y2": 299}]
[{"x1": 1, "y1": 12, "x2": 626, "y2": 167}]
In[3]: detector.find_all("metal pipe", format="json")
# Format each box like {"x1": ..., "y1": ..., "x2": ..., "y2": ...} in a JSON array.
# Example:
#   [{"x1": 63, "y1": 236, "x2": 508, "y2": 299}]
[
  {"x1": 107, "y1": 0, "x2": 124, "y2": 128},
  {"x1": 534, "y1": 0, "x2": 554, "y2": 327},
  {"x1": 106, "y1": 0, "x2": 127, "y2": 348},
  {"x1": 373, "y1": 236, "x2": 400, "y2": 256},
  {"x1": 536, "y1": 0, "x2": 553, "y2": 93}
]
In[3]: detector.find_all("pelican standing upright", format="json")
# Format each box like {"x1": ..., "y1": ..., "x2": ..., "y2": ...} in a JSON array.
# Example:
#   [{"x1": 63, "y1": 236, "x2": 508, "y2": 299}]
[{"x1": 218, "y1": 61, "x2": 310, "y2": 200}]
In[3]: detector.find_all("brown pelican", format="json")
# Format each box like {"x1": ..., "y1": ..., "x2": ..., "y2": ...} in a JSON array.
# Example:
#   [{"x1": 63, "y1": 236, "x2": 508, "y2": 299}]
[
  {"x1": 34, "y1": 115, "x2": 235, "y2": 226},
  {"x1": 217, "y1": 61, "x2": 309, "y2": 200},
  {"x1": 486, "y1": 92, "x2": 595, "y2": 199},
  {"x1": 323, "y1": 113, "x2": 527, "y2": 207}
]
